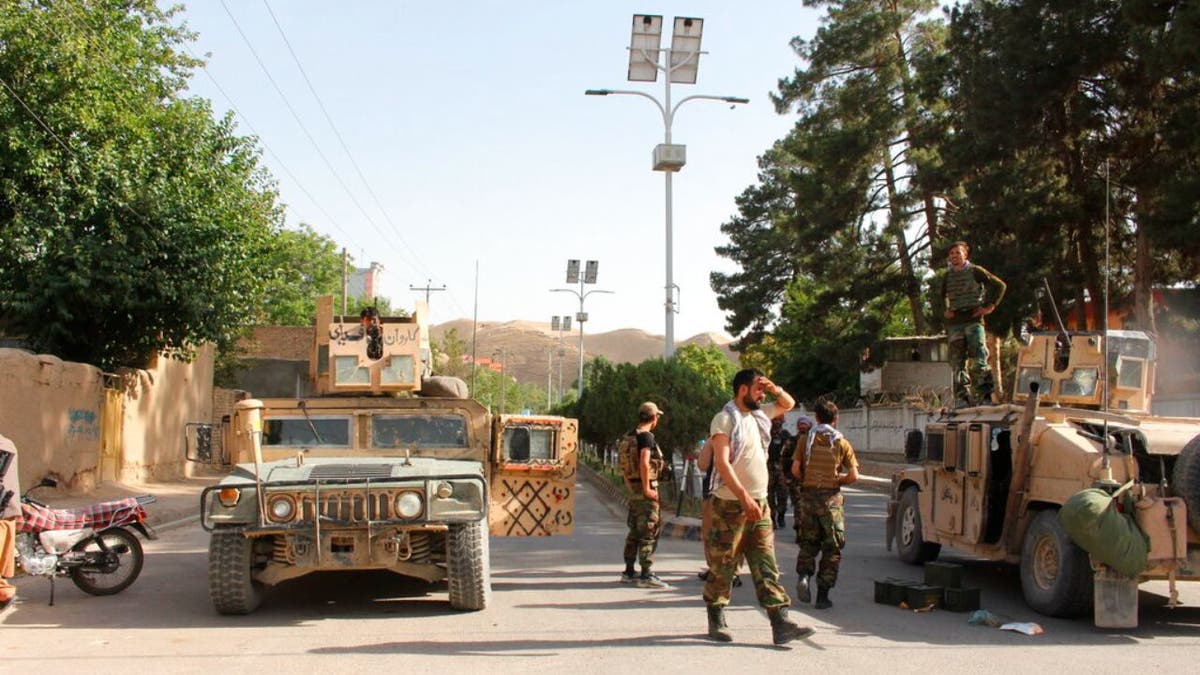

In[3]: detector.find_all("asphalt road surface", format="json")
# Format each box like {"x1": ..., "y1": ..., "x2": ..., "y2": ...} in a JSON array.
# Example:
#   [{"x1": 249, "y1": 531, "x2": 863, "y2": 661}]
[{"x1": 3, "y1": 480, "x2": 1198, "y2": 674}]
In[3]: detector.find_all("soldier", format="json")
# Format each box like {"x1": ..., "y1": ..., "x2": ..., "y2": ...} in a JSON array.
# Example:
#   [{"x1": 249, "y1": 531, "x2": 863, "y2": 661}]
[
  {"x1": 703, "y1": 369, "x2": 813, "y2": 646},
  {"x1": 788, "y1": 416, "x2": 814, "y2": 543},
  {"x1": 619, "y1": 401, "x2": 669, "y2": 589},
  {"x1": 766, "y1": 417, "x2": 791, "y2": 529},
  {"x1": 1, "y1": 433, "x2": 20, "y2": 610},
  {"x1": 791, "y1": 400, "x2": 858, "y2": 610},
  {"x1": 938, "y1": 240, "x2": 1006, "y2": 406}
]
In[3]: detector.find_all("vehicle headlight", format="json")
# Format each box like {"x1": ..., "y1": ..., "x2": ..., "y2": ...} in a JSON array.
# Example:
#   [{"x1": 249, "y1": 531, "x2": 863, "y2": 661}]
[
  {"x1": 267, "y1": 495, "x2": 296, "y2": 522},
  {"x1": 394, "y1": 491, "x2": 423, "y2": 519},
  {"x1": 435, "y1": 481, "x2": 454, "y2": 499}
]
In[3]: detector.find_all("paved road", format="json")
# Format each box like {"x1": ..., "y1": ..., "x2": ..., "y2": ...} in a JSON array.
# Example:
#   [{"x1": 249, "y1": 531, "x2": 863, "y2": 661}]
[{"x1": 3, "y1": 479, "x2": 1198, "y2": 674}]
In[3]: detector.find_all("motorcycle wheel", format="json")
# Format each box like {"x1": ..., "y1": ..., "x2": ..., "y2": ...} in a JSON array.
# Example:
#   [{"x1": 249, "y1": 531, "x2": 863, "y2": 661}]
[{"x1": 69, "y1": 527, "x2": 144, "y2": 596}]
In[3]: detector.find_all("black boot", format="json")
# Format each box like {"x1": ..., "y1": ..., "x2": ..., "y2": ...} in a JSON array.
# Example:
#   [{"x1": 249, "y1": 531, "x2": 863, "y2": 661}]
[
  {"x1": 796, "y1": 574, "x2": 811, "y2": 603},
  {"x1": 707, "y1": 605, "x2": 733, "y2": 643},
  {"x1": 767, "y1": 607, "x2": 814, "y2": 646},
  {"x1": 814, "y1": 584, "x2": 832, "y2": 610}
]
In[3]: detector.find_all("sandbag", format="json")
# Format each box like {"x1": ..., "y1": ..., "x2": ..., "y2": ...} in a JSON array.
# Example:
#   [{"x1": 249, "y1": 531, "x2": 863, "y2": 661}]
[{"x1": 1059, "y1": 488, "x2": 1149, "y2": 576}]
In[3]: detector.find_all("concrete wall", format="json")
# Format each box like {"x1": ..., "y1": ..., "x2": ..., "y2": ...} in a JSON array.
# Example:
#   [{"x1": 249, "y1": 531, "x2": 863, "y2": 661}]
[
  {"x1": 837, "y1": 404, "x2": 932, "y2": 459},
  {"x1": 0, "y1": 346, "x2": 214, "y2": 491}
]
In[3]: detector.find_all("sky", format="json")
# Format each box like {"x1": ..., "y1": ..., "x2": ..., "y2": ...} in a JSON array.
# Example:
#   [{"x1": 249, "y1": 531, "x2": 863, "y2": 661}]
[{"x1": 171, "y1": 1, "x2": 821, "y2": 341}]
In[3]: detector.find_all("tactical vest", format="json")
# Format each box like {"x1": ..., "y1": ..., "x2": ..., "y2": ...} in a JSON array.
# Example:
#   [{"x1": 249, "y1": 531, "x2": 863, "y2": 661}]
[
  {"x1": 618, "y1": 431, "x2": 664, "y2": 483},
  {"x1": 946, "y1": 265, "x2": 984, "y2": 312}
]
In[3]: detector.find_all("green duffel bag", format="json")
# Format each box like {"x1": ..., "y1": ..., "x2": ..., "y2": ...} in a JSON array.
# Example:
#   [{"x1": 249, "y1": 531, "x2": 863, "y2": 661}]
[{"x1": 1059, "y1": 485, "x2": 1149, "y2": 576}]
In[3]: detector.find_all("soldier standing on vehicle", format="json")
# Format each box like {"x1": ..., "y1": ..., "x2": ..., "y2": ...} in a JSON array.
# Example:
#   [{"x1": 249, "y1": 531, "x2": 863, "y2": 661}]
[
  {"x1": 0, "y1": 433, "x2": 20, "y2": 610},
  {"x1": 791, "y1": 400, "x2": 858, "y2": 610},
  {"x1": 938, "y1": 240, "x2": 1006, "y2": 405},
  {"x1": 703, "y1": 369, "x2": 813, "y2": 646},
  {"x1": 619, "y1": 402, "x2": 669, "y2": 589}
]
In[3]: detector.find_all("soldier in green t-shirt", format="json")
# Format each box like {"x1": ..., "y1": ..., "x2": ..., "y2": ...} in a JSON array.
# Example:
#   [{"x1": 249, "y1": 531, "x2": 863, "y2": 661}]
[{"x1": 938, "y1": 241, "x2": 1006, "y2": 406}]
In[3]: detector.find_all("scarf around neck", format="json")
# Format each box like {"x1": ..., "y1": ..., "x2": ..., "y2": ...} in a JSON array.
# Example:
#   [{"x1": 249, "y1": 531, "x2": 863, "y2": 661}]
[{"x1": 804, "y1": 422, "x2": 844, "y2": 466}]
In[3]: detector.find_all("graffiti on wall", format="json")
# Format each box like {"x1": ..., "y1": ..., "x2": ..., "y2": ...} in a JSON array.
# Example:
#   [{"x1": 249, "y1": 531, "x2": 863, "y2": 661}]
[{"x1": 67, "y1": 408, "x2": 100, "y2": 440}]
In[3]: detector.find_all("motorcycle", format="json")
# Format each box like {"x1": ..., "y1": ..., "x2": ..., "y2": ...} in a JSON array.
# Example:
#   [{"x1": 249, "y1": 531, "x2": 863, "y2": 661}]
[{"x1": 14, "y1": 477, "x2": 157, "y2": 605}]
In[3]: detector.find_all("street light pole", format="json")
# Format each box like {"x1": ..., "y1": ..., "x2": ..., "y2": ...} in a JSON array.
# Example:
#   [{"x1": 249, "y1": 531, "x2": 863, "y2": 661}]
[
  {"x1": 586, "y1": 15, "x2": 747, "y2": 359},
  {"x1": 551, "y1": 260, "x2": 612, "y2": 401}
]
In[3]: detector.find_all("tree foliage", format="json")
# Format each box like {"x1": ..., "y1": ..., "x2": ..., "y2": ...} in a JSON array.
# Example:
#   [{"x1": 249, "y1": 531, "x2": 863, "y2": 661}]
[
  {"x1": 0, "y1": 1, "x2": 285, "y2": 368},
  {"x1": 714, "y1": 0, "x2": 1200, "y2": 403}
]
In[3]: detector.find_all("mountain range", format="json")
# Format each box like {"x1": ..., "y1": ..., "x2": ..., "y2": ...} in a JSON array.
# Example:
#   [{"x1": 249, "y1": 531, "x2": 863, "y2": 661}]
[{"x1": 430, "y1": 319, "x2": 737, "y2": 388}]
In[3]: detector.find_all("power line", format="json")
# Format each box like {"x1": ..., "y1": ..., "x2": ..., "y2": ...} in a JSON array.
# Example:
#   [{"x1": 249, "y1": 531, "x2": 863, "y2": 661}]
[{"x1": 218, "y1": 0, "x2": 425, "y2": 277}]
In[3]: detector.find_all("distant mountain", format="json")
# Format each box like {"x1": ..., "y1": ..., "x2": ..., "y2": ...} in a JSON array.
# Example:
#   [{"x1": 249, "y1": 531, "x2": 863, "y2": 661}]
[{"x1": 430, "y1": 319, "x2": 737, "y2": 387}]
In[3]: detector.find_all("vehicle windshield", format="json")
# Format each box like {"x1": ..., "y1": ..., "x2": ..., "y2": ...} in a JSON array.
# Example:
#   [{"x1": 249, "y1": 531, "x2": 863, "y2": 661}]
[
  {"x1": 373, "y1": 414, "x2": 468, "y2": 449},
  {"x1": 262, "y1": 416, "x2": 350, "y2": 447}
]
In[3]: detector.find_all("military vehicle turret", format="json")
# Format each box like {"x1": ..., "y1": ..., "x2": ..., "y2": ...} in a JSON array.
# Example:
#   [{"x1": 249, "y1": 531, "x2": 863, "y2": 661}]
[
  {"x1": 188, "y1": 297, "x2": 577, "y2": 614},
  {"x1": 886, "y1": 329, "x2": 1199, "y2": 627}
]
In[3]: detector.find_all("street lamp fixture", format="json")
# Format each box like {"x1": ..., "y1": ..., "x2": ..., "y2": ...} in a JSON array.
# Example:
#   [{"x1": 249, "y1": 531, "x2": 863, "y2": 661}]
[
  {"x1": 586, "y1": 14, "x2": 748, "y2": 358},
  {"x1": 551, "y1": 259, "x2": 612, "y2": 401}
]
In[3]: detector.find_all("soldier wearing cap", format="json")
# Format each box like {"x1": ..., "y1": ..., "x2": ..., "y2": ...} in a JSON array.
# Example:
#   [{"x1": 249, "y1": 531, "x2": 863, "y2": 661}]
[{"x1": 620, "y1": 401, "x2": 669, "y2": 589}]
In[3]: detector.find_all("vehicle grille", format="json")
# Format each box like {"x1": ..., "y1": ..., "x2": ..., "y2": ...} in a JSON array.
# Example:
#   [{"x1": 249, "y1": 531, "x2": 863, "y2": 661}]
[{"x1": 295, "y1": 489, "x2": 417, "y2": 522}]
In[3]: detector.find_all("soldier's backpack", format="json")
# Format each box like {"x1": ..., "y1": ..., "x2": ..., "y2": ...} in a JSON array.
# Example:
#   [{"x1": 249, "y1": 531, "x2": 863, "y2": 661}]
[
  {"x1": 618, "y1": 431, "x2": 641, "y2": 482},
  {"x1": 619, "y1": 431, "x2": 665, "y2": 484}
]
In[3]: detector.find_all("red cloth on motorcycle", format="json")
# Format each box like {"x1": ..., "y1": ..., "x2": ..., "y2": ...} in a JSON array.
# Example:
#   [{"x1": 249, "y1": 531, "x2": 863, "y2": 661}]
[{"x1": 17, "y1": 498, "x2": 146, "y2": 533}]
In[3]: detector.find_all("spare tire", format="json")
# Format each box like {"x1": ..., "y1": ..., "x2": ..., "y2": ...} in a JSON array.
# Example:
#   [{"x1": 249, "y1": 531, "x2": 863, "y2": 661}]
[{"x1": 1171, "y1": 433, "x2": 1200, "y2": 534}]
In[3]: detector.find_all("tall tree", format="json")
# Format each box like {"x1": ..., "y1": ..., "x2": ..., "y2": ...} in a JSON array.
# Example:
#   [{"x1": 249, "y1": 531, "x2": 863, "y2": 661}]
[{"x1": 0, "y1": 1, "x2": 282, "y2": 368}]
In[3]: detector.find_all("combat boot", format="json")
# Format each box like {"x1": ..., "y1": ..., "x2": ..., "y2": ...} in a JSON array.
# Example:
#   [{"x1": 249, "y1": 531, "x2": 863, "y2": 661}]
[
  {"x1": 706, "y1": 605, "x2": 733, "y2": 643},
  {"x1": 796, "y1": 574, "x2": 811, "y2": 603},
  {"x1": 814, "y1": 583, "x2": 832, "y2": 610},
  {"x1": 767, "y1": 607, "x2": 814, "y2": 646}
]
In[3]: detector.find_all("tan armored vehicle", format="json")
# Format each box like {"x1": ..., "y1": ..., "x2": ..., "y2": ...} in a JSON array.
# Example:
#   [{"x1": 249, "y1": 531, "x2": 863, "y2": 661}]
[
  {"x1": 188, "y1": 297, "x2": 578, "y2": 614},
  {"x1": 886, "y1": 329, "x2": 1200, "y2": 627}
]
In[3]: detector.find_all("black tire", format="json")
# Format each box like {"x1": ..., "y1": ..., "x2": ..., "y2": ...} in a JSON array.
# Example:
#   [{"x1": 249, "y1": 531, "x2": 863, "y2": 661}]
[
  {"x1": 896, "y1": 486, "x2": 941, "y2": 564},
  {"x1": 447, "y1": 520, "x2": 491, "y2": 611},
  {"x1": 1171, "y1": 434, "x2": 1200, "y2": 534},
  {"x1": 208, "y1": 529, "x2": 264, "y2": 615},
  {"x1": 69, "y1": 527, "x2": 144, "y2": 596},
  {"x1": 1020, "y1": 510, "x2": 1093, "y2": 618}
]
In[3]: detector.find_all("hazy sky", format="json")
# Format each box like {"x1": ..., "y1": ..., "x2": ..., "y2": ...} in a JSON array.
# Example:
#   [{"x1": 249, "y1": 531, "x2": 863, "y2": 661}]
[{"x1": 173, "y1": 1, "x2": 820, "y2": 340}]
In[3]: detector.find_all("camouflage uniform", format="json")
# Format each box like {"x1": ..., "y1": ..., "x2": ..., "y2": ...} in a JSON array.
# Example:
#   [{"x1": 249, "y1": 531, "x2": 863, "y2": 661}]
[
  {"x1": 939, "y1": 262, "x2": 1006, "y2": 405},
  {"x1": 623, "y1": 494, "x2": 662, "y2": 571},
  {"x1": 794, "y1": 490, "x2": 845, "y2": 588},
  {"x1": 794, "y1": 429, "x2": 857, "y2": 590},
  {"x1": 703, "y1": 496, "x2": 788, "y2": 609}
]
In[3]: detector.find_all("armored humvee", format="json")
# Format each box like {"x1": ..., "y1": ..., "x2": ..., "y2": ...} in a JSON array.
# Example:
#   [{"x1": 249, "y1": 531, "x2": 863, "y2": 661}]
[
  {"x1": 188, "y1": 297, "x2": 577, "y2": 614},
  {"x1": 886, "y1": 329, "x2": 1200, "y2": 627}
]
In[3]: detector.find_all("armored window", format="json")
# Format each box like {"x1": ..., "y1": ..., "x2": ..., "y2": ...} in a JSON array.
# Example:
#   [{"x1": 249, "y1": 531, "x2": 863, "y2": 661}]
[
  {"x1": 502, "y1": 426, "x2": 555, "y2": 462},
  {"x1": 1016, "y1": 367, "x2": 1052, "y2": 397},
  {"x1": 262, "y1": 416, "x2": 351, "y2": 447},
  {"x1": 1060, "y1": 367, "x2": 1099, "y2": 397},
  {"x1": 372, "y1": 414, "x2": 468, "y2": 449},
  {"x1": 1114, "y1": 356, "x2": 1144, "y2": 390}
]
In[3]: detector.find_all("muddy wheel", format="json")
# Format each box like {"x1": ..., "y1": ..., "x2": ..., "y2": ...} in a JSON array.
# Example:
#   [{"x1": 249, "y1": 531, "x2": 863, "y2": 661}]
[
  {"x1": 70, "y1": 527, "x2": 144, "y2": 596},
  {"x1": 1171, "y1": 434, "x2": 1200, "y2": 534},
  {"x1": 896, "y1": 486, "x2": 941, "y2": 564},
  {"x1": 447, "y1": 520, "x2": 491, "y2": 611},
  {"x1": 1020, "y1": 510, "x2": 1093, "y2": 618},
  {"x1": 208, "y1": 529, "x2": 264, "y2": 615}
]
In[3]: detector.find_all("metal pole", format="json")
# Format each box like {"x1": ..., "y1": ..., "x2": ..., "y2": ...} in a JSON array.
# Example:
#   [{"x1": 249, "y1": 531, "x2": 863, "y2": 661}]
[
  {"x1": 663, "y1": 62, "x2": 675, "y2": 359},
  {"x1": 577, "y1": 288, "x2": 586, "y2": 401},
  {"x1": 499, "y1": 348, "x2": 506, "y2": 415},
  {"x1": 546, "y1": 348, "x2": 552, "y2": 410},
  {"x1": 557, "y1": 329, "x2": 564, "y2": 404}
]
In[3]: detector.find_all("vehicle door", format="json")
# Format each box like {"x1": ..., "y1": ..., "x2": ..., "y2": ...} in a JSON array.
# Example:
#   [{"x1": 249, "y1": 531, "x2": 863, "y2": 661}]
[{"x1": 488, "y1": 414, "x2": 578, "y2": 536}]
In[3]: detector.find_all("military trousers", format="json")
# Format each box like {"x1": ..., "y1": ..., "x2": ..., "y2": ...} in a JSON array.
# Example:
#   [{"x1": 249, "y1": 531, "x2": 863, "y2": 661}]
[
  {"x1": 948, "y1": 320, "x2": 992, "y2": 403},
  {"x1": 702, "y1": 496, "x2": 789, "y2": 609},
  {"x1": 623, "y1": 495, "x2": 662, "y2": 571},
  {"x1": 794, "y1": 489, "x2": 846, "y2": 588}
]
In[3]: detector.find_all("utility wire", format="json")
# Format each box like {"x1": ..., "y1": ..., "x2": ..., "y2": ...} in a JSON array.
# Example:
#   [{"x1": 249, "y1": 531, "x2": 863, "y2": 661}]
[
  {"x1": 260, "y1": 0, "x2": 471, "y2": 320},
  {"x1": 218, "y1": 0, "x2": 422, "y2": 276}
]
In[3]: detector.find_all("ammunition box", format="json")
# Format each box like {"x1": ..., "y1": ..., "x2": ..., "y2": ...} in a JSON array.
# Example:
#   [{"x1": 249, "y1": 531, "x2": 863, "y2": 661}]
[
  {"x1": 874, "y1": 578, "x2": 902, "y2": 604},
  {"x1": 924, "y1": 561, "x2": 964, "y2": 588},
  {"x1": 944, "y1": 586, "x2": 981, "y2": 612},
  {"x1": 905, "y1": 584, "x2": 944, "y2": 609},
  {"x1": 886, "y1": 579, "x2": 920, "y2": 605}
]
